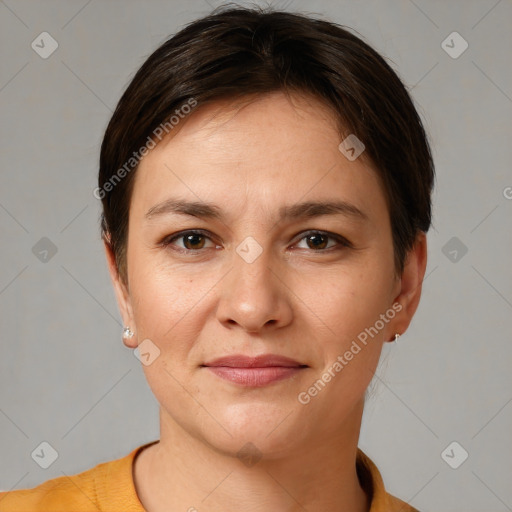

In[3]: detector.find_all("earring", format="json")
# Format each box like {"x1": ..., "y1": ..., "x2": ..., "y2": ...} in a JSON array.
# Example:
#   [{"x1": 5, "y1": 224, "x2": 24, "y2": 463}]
[
  {"x1": 394, "y1": 333, "x2": 400, "y2": 343},
  {"x1": 123, "y1": 326, "x2": 134, "y2": 339}
]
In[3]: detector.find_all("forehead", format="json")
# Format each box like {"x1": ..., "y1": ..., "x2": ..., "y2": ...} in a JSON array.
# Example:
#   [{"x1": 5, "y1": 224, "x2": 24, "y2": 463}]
[
  {"x1": 163, "y1": 91, "x2": 343, "y2": 156},
  {"x1": 131, "y1": 91, "x2": 387, "y2": 226}
]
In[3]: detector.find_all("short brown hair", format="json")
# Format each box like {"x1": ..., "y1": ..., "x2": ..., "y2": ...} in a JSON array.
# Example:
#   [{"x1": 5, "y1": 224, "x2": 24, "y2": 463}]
[{"x1": 98, "y1": 4, "x2": 435, "y2": 283}]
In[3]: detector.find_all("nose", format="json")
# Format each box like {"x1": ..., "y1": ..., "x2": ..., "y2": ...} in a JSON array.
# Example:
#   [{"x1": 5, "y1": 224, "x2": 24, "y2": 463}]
[{"x1": 216, "y1": 244, "x2": 293, "y2": 333}]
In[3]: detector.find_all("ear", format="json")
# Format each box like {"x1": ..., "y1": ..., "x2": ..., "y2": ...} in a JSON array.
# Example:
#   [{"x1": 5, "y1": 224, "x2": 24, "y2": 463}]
[
  {"x1": 387, "y1": 232, "x2": 428, "y2": 342},
  {"x1": 103, "y1": 235, "x2": 138, "y2": 348}
]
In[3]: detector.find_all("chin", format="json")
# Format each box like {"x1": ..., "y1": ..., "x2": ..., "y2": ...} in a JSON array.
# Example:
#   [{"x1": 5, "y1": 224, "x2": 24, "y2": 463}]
[{"x1": 201, "y1": 401, "x2": 307, "y2": 458}]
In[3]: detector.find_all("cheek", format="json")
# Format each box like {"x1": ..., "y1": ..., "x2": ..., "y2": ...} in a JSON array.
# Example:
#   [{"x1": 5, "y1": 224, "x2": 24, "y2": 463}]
[
  {"x1": 127, "y1": 251, "x2": 228, "y2": 387},
  {"x1": 127, "y1": 265, "x2": 206, "y2": 415},
  {"x1": 129, "y1": 246, "x2": 204, "y2": 322},
  {"x1": 304, "y1": 261, "x2": 393, "y2": 338},
  {"x1": 127, "y1": 255, "x2": 200, "y2": 352},
  {"x1": 297, "y1": 268, "x2": 391, "y2": 417}
]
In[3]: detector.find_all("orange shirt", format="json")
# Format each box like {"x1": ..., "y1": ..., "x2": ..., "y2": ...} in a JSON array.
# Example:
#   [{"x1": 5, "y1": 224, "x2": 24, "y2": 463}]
[{"x1": 0, "y1": 441, "x2": 419, "y2": 511}]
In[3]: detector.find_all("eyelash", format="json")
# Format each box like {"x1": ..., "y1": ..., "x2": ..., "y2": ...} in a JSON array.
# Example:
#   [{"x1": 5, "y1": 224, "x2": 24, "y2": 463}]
[{"x1": 160, "y1": 229, "x2": 352, "y2": 254}]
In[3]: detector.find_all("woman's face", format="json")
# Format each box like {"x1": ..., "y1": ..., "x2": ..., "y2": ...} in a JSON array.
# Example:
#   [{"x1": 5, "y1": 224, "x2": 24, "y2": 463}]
[{"x1": 107, "y1": 91, "x2": 425, "y2": 457}]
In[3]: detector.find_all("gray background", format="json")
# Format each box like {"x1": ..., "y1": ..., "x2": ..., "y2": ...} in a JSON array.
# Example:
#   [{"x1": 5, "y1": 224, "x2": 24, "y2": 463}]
[{"x1": 1, "y1": 0, "x2": 511, "y2": 510}]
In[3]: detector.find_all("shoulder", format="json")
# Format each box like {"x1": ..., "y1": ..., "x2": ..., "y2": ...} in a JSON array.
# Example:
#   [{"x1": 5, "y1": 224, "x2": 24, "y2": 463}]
[
  {"x1": 386, "y1": 493, "x2": 420, "y2": 512},
  {"x1": 0, "y1": 468, "x2": 102, "y2": 511},
  {"x1": 356, "y1": 447, "x2": 420, "y2": 512},
  {"x1": 0, "y1": 443, "x2": 147, "y2": 512}
]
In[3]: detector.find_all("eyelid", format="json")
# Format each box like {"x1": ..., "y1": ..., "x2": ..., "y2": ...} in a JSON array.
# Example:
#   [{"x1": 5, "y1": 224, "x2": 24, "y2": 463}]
[{"x1": 161, "y1": 229, "x2": 353, "y2": 253}]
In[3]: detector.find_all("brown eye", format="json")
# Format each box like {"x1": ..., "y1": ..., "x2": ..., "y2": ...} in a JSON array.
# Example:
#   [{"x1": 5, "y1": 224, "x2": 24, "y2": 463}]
[
  {"x1": 162, "y1": 230, "x2": 217, "y2": 252},
  {"x1": 305, "y1": 233, "x2": 329, "y2": 250},
  {"x1": 295, "y1": 231, "x2": 351, "y2": 251},
  {"x1": 182, "y1": 233, "x2": 206, "y2": 250}
]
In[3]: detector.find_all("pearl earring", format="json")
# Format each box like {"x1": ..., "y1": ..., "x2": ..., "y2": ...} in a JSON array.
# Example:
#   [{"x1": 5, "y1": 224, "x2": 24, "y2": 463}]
[{"x1": 394, "y1": 333, "x2": 400, "y2": 343}]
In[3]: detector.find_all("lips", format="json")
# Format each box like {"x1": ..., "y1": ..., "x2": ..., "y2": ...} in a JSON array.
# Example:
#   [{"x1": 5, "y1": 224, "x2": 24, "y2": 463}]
[
  {"x1": 203, "y1": 354, "x2": 305, "y2": 368},
  {"x1": 202, "y1": 354, "x2": 307, "y2": 387}
]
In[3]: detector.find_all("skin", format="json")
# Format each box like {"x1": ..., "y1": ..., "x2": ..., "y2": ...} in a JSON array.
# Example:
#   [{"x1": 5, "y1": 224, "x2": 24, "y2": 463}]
[{"x1": 104, "y1": 90, "x2": 427, "y2": 512}]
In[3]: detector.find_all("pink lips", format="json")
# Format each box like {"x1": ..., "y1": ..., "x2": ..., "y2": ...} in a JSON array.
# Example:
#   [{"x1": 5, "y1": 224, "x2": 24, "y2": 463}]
[{"x1": 202, "y1": 355, "x2": 307, "y2": 387}]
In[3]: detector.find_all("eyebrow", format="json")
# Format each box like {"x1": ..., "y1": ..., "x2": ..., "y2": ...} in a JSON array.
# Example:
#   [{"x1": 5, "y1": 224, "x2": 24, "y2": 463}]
[{"x1": 145, "y1": 198, "x2": 368, "y2": 223}]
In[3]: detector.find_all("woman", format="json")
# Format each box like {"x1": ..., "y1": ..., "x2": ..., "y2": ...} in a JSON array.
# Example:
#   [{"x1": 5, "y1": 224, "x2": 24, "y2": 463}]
[{"x1": 0, "y1": 5, "x2": 433, "y2": 511}]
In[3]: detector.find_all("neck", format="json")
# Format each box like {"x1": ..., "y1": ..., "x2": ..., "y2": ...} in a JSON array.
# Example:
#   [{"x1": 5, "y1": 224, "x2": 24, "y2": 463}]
[{"x1": 134, "y1": 400, "x2": 370, "y2": 512}]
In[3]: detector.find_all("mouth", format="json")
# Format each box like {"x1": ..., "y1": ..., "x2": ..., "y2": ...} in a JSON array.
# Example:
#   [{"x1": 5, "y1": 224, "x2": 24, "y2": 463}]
[{"x1": 201, "y1": 354, "x2": 308, "y2": 387}]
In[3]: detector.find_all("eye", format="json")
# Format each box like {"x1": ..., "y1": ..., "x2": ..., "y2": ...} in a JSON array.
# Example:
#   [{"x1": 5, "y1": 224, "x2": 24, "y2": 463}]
[
  {"x1": 293, "y1": 230, "x2": 352, "y2": 251},
  {"x1": 161, "y1": 230, "x2": 218, "y2": 252}
]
